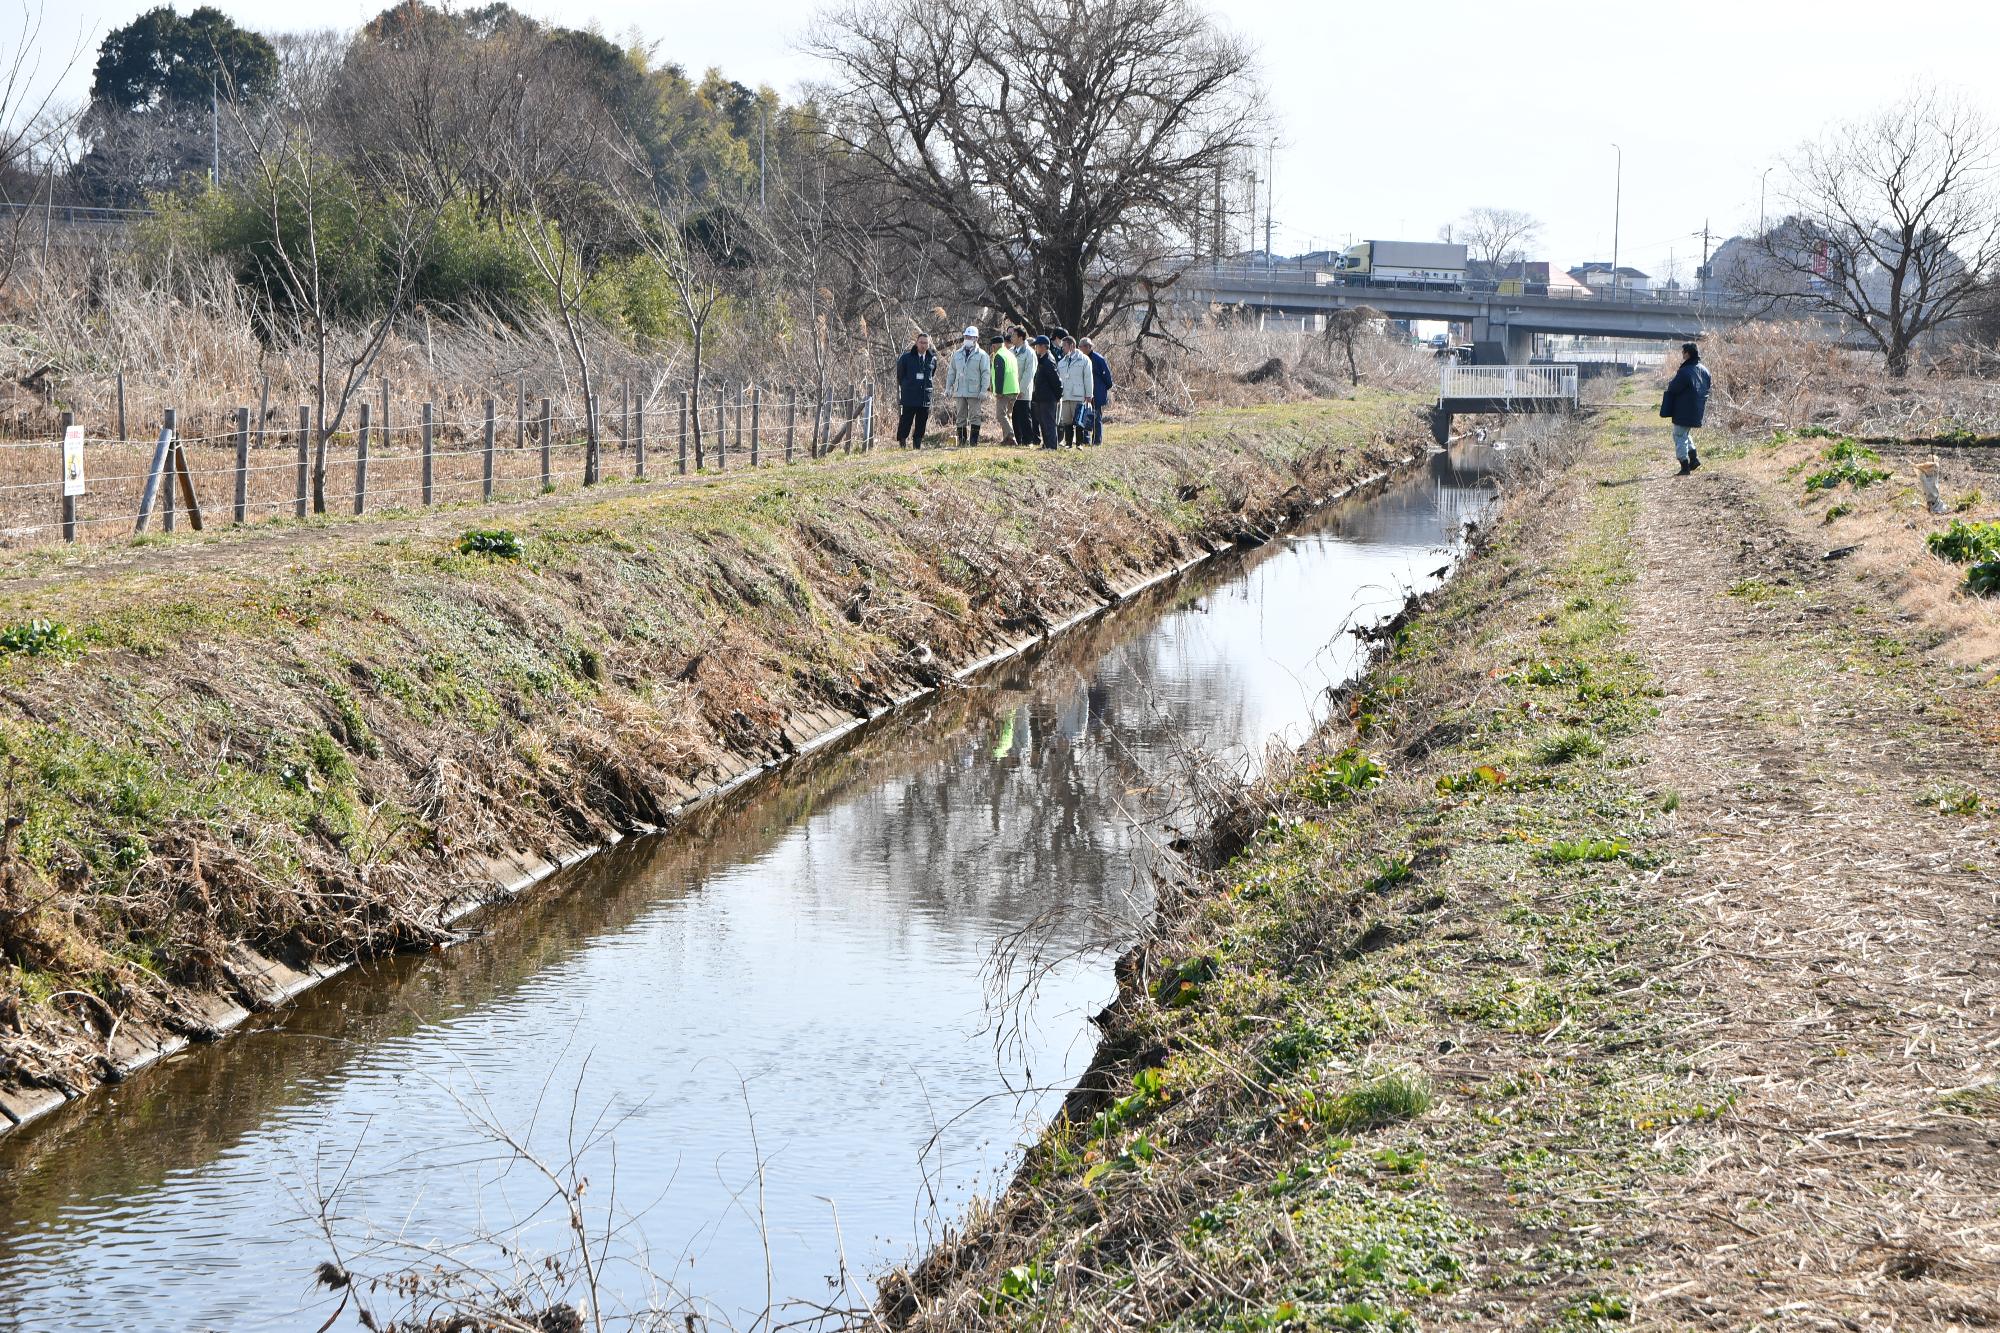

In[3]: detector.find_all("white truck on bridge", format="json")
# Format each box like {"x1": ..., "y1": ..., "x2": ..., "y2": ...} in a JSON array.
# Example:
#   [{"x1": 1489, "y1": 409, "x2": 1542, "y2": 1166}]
[{"x1": 1334, "y1": 240, "x2": 1468, "y2": 289}]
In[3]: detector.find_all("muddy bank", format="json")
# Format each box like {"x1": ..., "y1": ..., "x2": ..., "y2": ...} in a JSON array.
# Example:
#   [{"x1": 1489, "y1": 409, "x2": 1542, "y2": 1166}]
[{"x1": 0, "y1": 397, "x2": 1420, "y2": 1133}]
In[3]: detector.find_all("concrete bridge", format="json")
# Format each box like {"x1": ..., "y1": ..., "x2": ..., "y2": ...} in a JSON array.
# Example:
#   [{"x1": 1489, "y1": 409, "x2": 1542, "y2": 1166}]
[{"x1": 1182, "y1": 264, "x2": 1847, "y2": 362}]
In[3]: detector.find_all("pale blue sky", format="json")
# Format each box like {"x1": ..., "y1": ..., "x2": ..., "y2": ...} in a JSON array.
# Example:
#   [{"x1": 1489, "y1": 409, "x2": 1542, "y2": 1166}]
[{"x1": 19, "y1": 0, "x2": 2000, "y2": 280}]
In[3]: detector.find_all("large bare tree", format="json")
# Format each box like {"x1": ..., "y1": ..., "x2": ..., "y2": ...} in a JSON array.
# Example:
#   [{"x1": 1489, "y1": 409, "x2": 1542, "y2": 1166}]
[
  {"x1": 1745, "y1": 87, "x2": 2000, "y2": 376},
  {"x1": 1451, "y1": 205, "x2": 1540, "y2": 272},
  {"x1": 0, "y1": 2, "x2": 85, "y2": 295},
  {"x1": 807, "y1": 0, "x2": 1267, "y2": 337}
]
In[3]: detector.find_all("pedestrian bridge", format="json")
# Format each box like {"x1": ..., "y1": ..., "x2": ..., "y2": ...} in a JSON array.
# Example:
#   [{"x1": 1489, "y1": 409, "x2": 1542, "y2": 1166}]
[{"x1": 1431, "y1": 364, "x2": 1577, "y2": 445}]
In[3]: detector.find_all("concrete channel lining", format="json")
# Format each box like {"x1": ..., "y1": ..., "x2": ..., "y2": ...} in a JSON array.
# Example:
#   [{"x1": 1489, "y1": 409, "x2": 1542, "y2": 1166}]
[{"x1": 0, "y1": 445, "x2": 1425, "y2": 1139}]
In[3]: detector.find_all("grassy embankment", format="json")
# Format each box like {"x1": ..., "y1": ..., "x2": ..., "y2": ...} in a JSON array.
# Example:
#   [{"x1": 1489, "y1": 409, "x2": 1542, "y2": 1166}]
[
  {"x1": 887, "y1": 407, "x2": 1717, "y2": 1328},
  {"x1": 0, "y1": 396, "x2": 1417, "y2": 1122}
]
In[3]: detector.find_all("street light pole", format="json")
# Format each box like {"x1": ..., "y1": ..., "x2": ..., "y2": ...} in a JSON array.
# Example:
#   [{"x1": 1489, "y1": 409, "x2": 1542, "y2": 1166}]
[
  {"x1": 1760, "y1": 166, "x2": 1774, "y2": 234},
  {"x1": 1610, "y1": 143, "x2": 1622, "y2": 299}
]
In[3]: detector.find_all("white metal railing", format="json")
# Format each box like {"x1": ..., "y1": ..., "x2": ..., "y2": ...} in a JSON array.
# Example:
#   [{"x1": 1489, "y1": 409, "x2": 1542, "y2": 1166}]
[{"x1": 1439, "y1": 364, "x2": 1578, "y2": 403}]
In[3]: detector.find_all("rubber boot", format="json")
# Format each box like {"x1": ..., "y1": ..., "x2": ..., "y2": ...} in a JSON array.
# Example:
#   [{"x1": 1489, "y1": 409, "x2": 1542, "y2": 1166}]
[
  {"x1": 970, "y1": 425, "x2": 981, "y2": 446},
  {"x1": 1688, "y1": 447, "x2": 1701, "y2": 471},
  {"x1": 956, "y1": 425, "x2": 968, "y2": 447}
]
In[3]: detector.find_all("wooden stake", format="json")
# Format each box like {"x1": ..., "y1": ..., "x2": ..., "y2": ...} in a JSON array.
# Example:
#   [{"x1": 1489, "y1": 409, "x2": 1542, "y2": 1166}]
[
  {"x1": 58, "y1": 409, "x2": 75, "y2": 542},
  {"x1": 354, "y1": 401, "x2": 371, "y2": 515},
  {"x1": 233, "y1": 405, "x2": 250, "y2": 523},
  {"x1": 482, "y1": 397, "x2": 496, "y2": 500},
  {"x1": 295, "y1": 404, "x2": 309, "y2": 518},
  {"x1": 422, "y1": 401, "x2": 434, "y2": 505}
]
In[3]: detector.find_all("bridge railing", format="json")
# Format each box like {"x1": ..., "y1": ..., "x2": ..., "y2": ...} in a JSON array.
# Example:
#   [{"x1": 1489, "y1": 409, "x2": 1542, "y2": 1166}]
[
  {"x1": 1190, "y1": 264, "x2": 1758, "y2": 313},
  {"x1": 1439, "y1": 364, "x2": 1578, "y2": 404}
]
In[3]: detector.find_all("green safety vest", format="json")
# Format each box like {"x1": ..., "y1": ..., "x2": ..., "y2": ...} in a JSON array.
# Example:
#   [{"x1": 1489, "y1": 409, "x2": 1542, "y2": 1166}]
[{"x1": 991, "y1": 349, "x2": 1019, "y2": 396}]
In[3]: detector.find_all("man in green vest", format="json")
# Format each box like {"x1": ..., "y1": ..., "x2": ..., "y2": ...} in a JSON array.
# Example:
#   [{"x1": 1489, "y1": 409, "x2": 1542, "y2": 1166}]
[{"x1": 988, "y1": 334, "x2": 1019, "y2": 445}]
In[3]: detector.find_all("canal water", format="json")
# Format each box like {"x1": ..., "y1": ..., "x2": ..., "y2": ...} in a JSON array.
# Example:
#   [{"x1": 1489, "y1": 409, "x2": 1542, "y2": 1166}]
[{"x1": 0, "y1": 444, "x2": 1501, "y2": 1332}]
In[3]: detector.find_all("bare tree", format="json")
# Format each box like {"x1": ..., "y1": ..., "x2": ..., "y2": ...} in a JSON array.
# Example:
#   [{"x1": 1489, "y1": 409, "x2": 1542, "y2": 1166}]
[
  {"x1": 1745, "y1": 87, "x2": 2000, "y2": 376},
  {"x1": 1451, "y1": 206, "x2": 1540, "y2": 272},
  {"x1": 229, "y1": 36, "x2": 448, "y2": 511},
  {"x1": 807, "y1": 0, "x2": 1267, "y2": 337},
  {"x1": 0, "y1": 2, "x2": 85, "y2": 295},
  {"x1": 1322, "y1": 304, "x2": 1383, "y2": 386}
]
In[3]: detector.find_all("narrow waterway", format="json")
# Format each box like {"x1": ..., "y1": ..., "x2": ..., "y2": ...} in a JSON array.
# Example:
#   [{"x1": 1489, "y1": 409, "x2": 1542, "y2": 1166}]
[{"x1": 0, "y1": 443, "x2": 1501, "y2": 1332}]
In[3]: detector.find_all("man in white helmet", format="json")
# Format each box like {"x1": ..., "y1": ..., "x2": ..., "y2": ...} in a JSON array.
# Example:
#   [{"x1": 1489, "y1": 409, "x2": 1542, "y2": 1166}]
[{"x1": 944, "y1": 324, "x2": 993, "y2": 446}]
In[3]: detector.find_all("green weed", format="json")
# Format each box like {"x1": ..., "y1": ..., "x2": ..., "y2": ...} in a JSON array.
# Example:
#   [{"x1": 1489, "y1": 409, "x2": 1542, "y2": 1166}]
[
  {"x1": 0, "y1": 619, "x2": 76, "y2": 657},
  {"x1": 1532, "y1": 728, "x2": 1605, "y2": 765},
  {"x1": 1803, "y1": 439, "x2": 1889, "y2": 492},
  {"x1": 1294, "y1": 747, "x2": 1386, "y2": 804},
  {"x1": 1969, "y1": 560, "x2": 2000, "y2": 598},
  {"x1": 1540, "y1": 838, "x2": 1630, "y2": 865},
  {"x1": 457, "y1": 527, "x2": 523, "y2": 558},
  {"x1": 1925, "y1": 519, "x2": 2000, "y2": 564},
  {"x1": 1916, "y1": 782, "x2": 1981, "y2": 816},
  {"x1": 1315, "y1": 1072, "x2": 1433, "y2": 1132}
]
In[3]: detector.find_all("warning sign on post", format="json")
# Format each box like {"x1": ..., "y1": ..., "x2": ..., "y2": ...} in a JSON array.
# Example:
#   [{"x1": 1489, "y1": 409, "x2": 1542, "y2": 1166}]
[{"x1": 62, "y1": 425, "x2": 85, "y2": 496}]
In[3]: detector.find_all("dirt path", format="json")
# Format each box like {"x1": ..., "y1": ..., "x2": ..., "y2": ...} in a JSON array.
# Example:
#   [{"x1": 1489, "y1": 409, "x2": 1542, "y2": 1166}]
[{"x1": 1623, "y1": 410, "x2": 2000, "y2": 1327}]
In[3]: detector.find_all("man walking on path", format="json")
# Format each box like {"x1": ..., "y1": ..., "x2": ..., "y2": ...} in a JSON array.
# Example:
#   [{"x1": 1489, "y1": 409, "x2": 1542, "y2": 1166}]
[
  {"x1": 1030, "y1": 335, "x2": 1063, "y2": 450},
  {"x1": 945, "y1": 325, "x2": 992, "y2": 446},
  {"x1": 1056, "y1": 334, "x2": 1095, "y2": 447},
  {"x1": 989, "y1": 334, "x2": 1019, "y2": 445},
  {"x1": 895, "y1": 332, "x2": 936, "y2": 448},
  {"x1": 1661, "y1": 342, "x2": 1711, "y2": 475},
  {"x1": 1008, "y1": 328, "x2": 1038, "y2": 446},
  {"x1": 1081, "y1": 337, "x2": 1112, "y2": 445}
]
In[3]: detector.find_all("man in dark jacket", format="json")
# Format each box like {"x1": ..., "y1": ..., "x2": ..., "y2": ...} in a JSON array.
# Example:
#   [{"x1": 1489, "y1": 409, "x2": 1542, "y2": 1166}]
[
  {"x1": 896, "y1": 333, "x2": 936, "y2": 447},
  {"x1": 1660, "y1": 342, "x2": 1712, "y2": 475},
  {"x1": 1030, "y1": 335, "x2": 1063, "y2": 451},
  {"x1": 1080, "y1": 337, "x2": 1112, "y2": 445}
]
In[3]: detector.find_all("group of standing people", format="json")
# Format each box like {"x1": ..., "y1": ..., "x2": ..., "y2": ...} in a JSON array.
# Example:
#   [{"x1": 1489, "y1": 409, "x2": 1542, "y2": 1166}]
[{"x1": 895, "y1": 325, "x2": 1112, "y2": 450}]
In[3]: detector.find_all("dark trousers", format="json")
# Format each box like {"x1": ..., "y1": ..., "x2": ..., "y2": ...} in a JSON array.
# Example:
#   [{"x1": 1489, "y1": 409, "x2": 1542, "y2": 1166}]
[
  {"x1": 1033, "y1": 399, "x2": 1060, "y2": 449},
  {"x1": 1090, "y1": 403, "x2": 1105, "y2": 445},
  {"x1": 897, "y1": 404, "x2": 929, "y2": 446},
  {"x1": 1012, "y1": 400, "x2": 1037, "y2": 445}
]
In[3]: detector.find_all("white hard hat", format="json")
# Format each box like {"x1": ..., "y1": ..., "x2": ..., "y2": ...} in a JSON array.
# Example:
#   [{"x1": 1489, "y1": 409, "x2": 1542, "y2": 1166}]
[{"x1": 963, "y1": 325, "x2": 979, "y2": 338}]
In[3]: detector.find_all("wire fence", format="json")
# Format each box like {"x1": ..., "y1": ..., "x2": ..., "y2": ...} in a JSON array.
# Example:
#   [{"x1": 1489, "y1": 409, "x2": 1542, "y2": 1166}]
[{"x1": 1, "y1": 380, "x2": 885, "y2": 550}]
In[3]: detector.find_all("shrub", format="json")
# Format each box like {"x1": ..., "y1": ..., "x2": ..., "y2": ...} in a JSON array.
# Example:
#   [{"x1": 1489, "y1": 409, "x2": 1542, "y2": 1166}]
[
  {"x1": 1803, "y1": 438, "x2": 1890, "y2": 492},
  {"x1": 1317, "y1": 1072, "x2": 1432, "y2": 1131},
  {"x1": 1968, "y1": 560, "x2": 2000, "y2": 598}
]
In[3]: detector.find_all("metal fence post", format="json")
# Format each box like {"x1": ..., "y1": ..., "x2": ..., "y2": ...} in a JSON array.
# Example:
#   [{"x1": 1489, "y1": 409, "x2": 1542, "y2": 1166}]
[
  {"x1": 634, "y1": 395, "x2": 646, "y2": 478},
  {"x1": 786, "y1": 388, "x2": 796, "y2": 464},
  {"x1": 233, "y1": 405, "x2": 250, "y2": 523},
  {"x1": 750, "y1": 386, "x2": 761, "y2": 466},
  {"x1": 162, "y1": 406, "x2": 177, "y2": 533},
  {"x1": 354, "y1": 401, "x2": 370, "y2": 515},
  {"x1": 620, "y1": 379, "x2": 630, "y2": 455},
  {"x1": 539, "y1": 397, "x2": 553, "y2": 490},
  {"x1": 680, "y1": 390, "x2": 692, "y2": 474},
  {"x1": 516, "y1": 375, "x2": 526, "y2": 452},
  {"x1": 422, "y1": 401, "x2": 435, "y2": 505},
  {"x1": 715, "y1": 391, "x2": 727, "y2": 471},
  {"x1": 115, "y1": 371, "x2": 126, "y2": 444},
  {"x1": 58, "y1": 409, "x2": 75, "y2": 542},
  {"x1": 483, "y1": 397, "x2": 496, "y2": 500},
  {"x1": 295, "y1": 405, "x2": 309, "y2": 517}
]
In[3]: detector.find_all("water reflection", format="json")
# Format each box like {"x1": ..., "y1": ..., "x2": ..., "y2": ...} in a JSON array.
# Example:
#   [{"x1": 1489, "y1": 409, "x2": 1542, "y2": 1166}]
[{"x1": 0, "y1": 445, "x2": 1500, "y2": 1332}]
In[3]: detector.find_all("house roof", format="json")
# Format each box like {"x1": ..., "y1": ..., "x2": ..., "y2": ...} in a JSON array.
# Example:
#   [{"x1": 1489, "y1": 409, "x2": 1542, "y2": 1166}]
[{"x1": 1569, "y1": 263, "x2": 1651, "y2": 279}]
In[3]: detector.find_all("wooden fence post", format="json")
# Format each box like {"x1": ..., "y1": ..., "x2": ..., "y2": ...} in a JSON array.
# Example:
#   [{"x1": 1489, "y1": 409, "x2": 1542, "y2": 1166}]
[
  {"x1": 58, "y1": 409, "x2": 75, "y2": 542},
  {"x1": 844, "y1": 382, "x2": 858, "y2": 453},
  {"x1": 354, "y1": 401, "x2": 371, "y2": 515},
  {"x1": 680, "y1": 390, "x2": 692, "y2": 474},
  {"x1": 516, "y1": 375, "x2": 526, "y2": 451},
  {"x1": 634, "y1": 395, "x2": 646, "y2": 478},
  {"x1": 482, "y1": 397, "x2": 496, "y2": 500},
  {"x1": 750, "y1": 386, "x2": 761, "y2": 466},
  {"x1": 295, "y1": 405, "x2": 309, "y2": 518},
  {"x1": 233, "y1": 405, "x2": 250, "y2": 523},
  {"x1": 539, "y1": 397, "x2": 553, "y2": 490},
  {"x1": 422, "y1": 401, "x2": 434, "y2": 505},
  {"x1": 786, "y1": 388, "x2": 796, "y2": 464},
  {"x1": 115, "y1": 371, "x2": 126, "y2": 443},
  {"x1": 620, "y1": 379, "x2": 630, "y2": 454},
  {"x1": 733, "y1": 388, "x2": 744, "y2": 463},
  {"x1": 162, "y1": 406, "x2": 178, "y2": 533}
]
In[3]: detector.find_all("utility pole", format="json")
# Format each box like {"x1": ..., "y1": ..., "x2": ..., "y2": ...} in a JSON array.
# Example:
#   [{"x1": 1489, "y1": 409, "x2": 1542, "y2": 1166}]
[
  {"x1": 1263, "y1": 140, "x2": 1274, "y2": 266},
  {"x1": 758, "y1": 106, "x2": 767, "y2": 211},
  {"x1": 1212, "y1": 163, "x2": 1224, "y2": 260},
  {"x1": 211, "y1": 71, "x2": 220, "y2": 187},
  {"x1": 1760, "y1": 166, "x2": 1773, "y2": 234},
  {"x1": 1699, "y1": 219, "x2": 1712, "y2": 296},
  {"x1": 1610, "y1": 143, "x2": 1622, "y2": 298}
]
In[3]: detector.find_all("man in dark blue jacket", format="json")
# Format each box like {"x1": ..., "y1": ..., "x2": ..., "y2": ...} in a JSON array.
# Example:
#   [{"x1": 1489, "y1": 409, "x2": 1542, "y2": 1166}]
[
  {"x1": 1660, "y1": 342, "x2": 1712, "y2": 475},
  {"x1": 1030, "y1": 335, "x2": 1063, "y2": 451},
  {"x1": 896, "y1": 333, "x2": 936, "y2": 447},
  {"x1": 1080, "y1": 336, "x2": 1112, "y2": 445}
]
